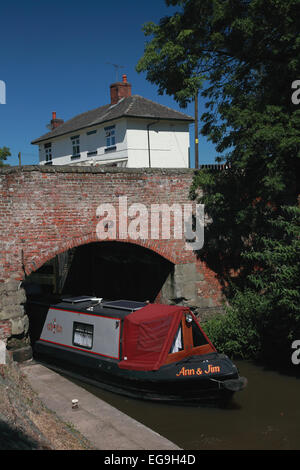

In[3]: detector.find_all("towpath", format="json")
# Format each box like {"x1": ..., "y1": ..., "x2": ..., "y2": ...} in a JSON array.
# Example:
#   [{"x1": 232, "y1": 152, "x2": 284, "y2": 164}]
[{"x1": 22, "y1": 362, "x2": 180, "y2": 450}]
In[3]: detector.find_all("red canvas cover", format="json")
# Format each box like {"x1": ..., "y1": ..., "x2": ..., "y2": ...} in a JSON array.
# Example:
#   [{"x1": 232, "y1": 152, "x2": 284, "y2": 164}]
[{"x1": 118, "y1": 304, "x2": 189, "y2": 371}]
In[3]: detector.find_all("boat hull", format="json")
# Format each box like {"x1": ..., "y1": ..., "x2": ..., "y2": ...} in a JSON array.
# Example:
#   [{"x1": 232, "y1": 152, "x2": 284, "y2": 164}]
[{"x1": 34, "y1": 340, "x2": 246, "y2": 405}]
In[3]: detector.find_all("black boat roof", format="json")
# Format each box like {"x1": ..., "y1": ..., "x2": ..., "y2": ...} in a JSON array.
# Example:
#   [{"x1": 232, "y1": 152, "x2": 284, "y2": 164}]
[{"x1": 50, "y1": 297, "x2": 148, "y2": 320}]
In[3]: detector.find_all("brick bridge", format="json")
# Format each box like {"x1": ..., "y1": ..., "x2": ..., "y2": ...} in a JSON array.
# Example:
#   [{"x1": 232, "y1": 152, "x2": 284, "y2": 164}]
[{"x1": 0, "y1": 166, "x2": 224, "y2": 349}]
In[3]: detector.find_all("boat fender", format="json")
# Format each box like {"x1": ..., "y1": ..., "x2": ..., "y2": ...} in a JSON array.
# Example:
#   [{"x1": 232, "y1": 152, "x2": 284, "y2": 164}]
[
  {"x1": 222, "y1": 377, "x2": 248, "y2": 392},
  {"x1": 209, "y1": 377, "x2": 247, "y2": 391}
]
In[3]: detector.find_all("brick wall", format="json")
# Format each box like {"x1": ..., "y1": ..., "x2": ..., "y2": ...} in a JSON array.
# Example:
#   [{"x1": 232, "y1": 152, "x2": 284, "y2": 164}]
[{"x1": 0, "y1": 166, "x2": 224, "y2": 340}]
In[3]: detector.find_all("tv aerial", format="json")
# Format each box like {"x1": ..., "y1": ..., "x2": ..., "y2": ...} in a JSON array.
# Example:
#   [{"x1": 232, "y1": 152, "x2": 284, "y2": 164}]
[{"x1": 106, "y1": 62, "x2": 125, "y2": 82}]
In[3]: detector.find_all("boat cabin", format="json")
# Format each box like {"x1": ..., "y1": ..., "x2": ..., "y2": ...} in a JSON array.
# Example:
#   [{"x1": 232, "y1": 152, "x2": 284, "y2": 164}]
[{"x1": 36, "y1": 296, "x2": 215, "y2": 371}]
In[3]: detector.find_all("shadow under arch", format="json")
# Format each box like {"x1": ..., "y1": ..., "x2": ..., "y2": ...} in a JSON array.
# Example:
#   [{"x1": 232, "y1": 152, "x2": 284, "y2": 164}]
[
  {"x1": 24, "y1": 240, "x2": 175, "y2": 304},
  {"x1": 24, "y1": 234, "x2": 177, "y2": 277},
  {"x1": 62, "y1": 240, "x2": 174, "y2": 302}
]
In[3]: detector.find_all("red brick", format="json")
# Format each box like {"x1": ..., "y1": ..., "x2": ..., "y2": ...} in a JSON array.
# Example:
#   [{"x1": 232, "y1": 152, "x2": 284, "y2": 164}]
[{"x1": 0, "y1": 167, "x2": 223, "y2": 307}]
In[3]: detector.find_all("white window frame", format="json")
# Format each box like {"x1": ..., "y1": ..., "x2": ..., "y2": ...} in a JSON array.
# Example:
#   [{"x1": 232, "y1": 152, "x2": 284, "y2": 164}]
[
  {"x1": 73, "y1": 322, "x2": 93, "y2": 349},
  {"x1": 105, "y1": 125, "x2": 116, "y2": 148},
  {"x1": 44, "y1": 143, "x2": 52, "y2": 163},
  {"x1": 71, "y1": 135, "x2": 80, "y2": 158}
]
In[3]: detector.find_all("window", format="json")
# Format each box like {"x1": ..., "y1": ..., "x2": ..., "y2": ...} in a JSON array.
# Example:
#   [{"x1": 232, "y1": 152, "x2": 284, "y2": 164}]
[
  {"x1": 105, "y1": 125, "x2": 116, "y2": 148},
  {"x1": 191, "y1": 320, "x2": 208, "y2": 347},
  {"x1": 44, "y1": 143, "x2": 52, "y2": 163},
  {"x1": 169, "y1": 325, "x2": 184, "y2": 353},
  {"x1": 73, "y1": 322, "x2": 93, "y2": 349},
  {"x1": 71, "y1": 135, "x2": 80, "y2": 159},
  {"x1": 165, "y1": 315, "x2": 214, "y2": 365}
]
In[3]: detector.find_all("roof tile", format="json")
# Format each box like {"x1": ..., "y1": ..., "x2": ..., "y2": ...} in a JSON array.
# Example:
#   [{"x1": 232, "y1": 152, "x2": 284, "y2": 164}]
[{"x1": 31, "y1": 95, "x2": 193, "y2": 144}]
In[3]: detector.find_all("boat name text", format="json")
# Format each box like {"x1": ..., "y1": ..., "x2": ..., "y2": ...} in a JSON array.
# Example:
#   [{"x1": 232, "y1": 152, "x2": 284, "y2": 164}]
[{"x1": 176, "y1": 365, "x2": 221, "y2": 376}]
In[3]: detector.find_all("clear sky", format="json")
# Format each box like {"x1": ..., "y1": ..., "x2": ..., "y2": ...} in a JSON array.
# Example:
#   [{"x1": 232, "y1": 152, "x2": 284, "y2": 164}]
[{"x1": 0, "y1": 0, "x2": 218, "y2": 167}]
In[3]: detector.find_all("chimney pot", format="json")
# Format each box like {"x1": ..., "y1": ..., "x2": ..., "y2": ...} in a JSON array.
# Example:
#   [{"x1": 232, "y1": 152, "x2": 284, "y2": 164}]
[
  {"x1": 122, "y1": 74, "x2": 127, "y2": 83},
  {"x1": 50, "y1": 111, "x2": 64, "y2": 130}
]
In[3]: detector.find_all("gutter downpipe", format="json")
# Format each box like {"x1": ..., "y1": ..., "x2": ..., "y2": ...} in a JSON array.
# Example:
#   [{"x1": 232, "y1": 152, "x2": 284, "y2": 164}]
[{"x1": 147, "y1": 121, "x2": 159, "y2": 168}]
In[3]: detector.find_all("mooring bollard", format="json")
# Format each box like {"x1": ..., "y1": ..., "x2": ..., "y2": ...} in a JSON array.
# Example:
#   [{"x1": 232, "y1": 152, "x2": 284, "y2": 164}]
[{"x1": 72, "y1": 399, "x2": 79, "y2": 409}]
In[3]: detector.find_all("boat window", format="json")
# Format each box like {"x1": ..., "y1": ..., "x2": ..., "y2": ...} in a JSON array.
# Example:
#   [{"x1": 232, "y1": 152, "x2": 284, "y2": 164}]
[
  {"x1": 191, "y1": 320, "x2": 208, "y2": 347},
  {"x1": 73, "y1": 322, "x2": 94, "y2": 349},
  {"x1": 169, "y1": 325, "x2": 184, "y2": 353}
]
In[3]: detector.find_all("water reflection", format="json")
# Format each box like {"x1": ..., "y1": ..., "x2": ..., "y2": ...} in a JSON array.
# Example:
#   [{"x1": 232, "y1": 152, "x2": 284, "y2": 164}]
[{"x1": 68, "y1": 361, "x2": 300, "y2": 450}]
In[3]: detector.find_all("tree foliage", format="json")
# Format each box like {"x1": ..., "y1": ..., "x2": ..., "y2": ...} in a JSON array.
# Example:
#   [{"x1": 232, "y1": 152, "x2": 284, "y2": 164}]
[
  {"x1": 137, "y1": 0, "x2": 300, "y2": 365},
  {"x1": 202, "y1": 206, "x2": 300, "y2": 362},
  {"x1": 0, "y1": 146, "x2": 11, "y2": 166}
]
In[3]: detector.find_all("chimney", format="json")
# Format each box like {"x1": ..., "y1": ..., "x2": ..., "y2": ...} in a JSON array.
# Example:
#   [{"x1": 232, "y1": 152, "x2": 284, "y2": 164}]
[
  {"x1": 50, "y1": 111, "x2": 64, "y2": 130},
  {"x1": 110, "y1": 74, "x2": 132, "y2": 105}
]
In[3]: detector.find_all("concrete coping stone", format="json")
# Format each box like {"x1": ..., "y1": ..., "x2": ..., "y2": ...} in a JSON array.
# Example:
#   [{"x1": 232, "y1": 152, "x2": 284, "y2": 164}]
[{"x1": 0, "y1": 165, "x2": 196, "y2": 175}]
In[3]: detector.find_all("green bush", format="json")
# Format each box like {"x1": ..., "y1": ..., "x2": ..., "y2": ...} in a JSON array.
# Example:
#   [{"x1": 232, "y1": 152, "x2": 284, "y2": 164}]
[
  {"x1": 203, "y1": 206, "x2": 300, "y2": 366},
  {"x1": 203, "y1": 290, "x2": 263, "y2": 360}
]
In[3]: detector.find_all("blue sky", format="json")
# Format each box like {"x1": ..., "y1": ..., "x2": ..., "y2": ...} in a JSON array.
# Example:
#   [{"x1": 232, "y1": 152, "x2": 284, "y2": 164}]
[{"x1": 0, "y1": 0, "x2": 218, "y2": 167}]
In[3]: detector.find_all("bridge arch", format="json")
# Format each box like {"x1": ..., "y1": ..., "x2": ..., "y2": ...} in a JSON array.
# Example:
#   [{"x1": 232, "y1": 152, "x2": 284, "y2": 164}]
[
  {"x1": 0, "y1": 166, "x2": 224, "y2": 350},
  {"x1": 24, "y1": 234, "x2": 178, "y2": 278},
  {"x1": 24, "y1": 239, "x2": 176, "y2": 304}
]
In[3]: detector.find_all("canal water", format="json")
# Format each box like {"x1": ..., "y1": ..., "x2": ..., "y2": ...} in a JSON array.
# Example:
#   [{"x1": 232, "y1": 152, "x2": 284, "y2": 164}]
[{"x1": 69, "y1": 361, "x2": 300, "y2": 450}]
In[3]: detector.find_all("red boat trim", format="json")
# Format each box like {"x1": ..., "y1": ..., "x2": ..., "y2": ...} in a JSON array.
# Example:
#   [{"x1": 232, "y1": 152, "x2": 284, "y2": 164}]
[{"x1": 39, "y1": 338, "x2": 120, "y2": 360}]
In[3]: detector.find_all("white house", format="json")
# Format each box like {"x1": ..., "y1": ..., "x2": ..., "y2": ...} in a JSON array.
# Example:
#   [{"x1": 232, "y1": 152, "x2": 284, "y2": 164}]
[{"x1": 31, "y1": 75, "x2": 194, "y2": 168}]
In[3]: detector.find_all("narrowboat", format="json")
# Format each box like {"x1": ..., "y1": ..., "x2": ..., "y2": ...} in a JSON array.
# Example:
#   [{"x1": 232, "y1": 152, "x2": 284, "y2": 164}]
[{"x1": 29, "y1": 296, "x2": 247, "y2": 405}]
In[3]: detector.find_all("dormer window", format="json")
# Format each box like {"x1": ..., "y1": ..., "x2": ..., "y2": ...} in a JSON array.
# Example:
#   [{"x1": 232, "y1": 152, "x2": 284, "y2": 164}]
[
  {"x1": 44, "y1": 142, "x2": 52, "y2": 165},
  {"x1": 71, "y1": 135, "x2": 80, "y2": 159}
]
